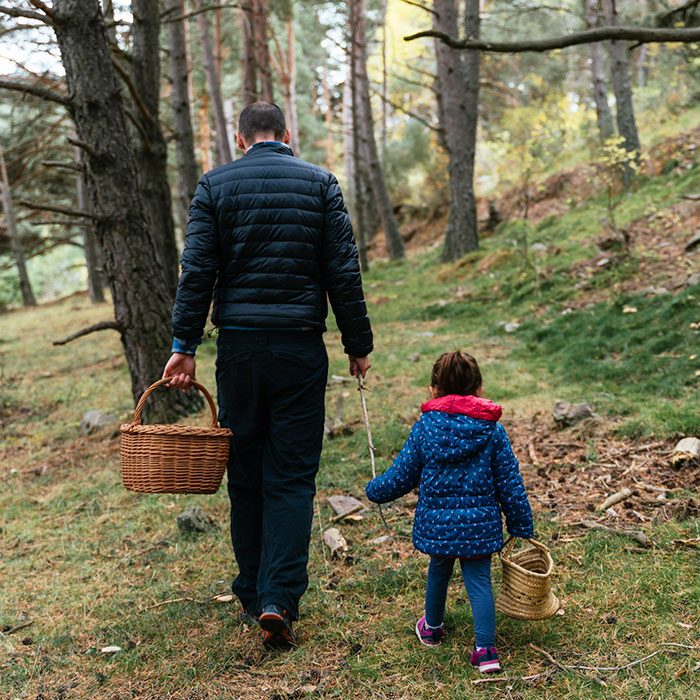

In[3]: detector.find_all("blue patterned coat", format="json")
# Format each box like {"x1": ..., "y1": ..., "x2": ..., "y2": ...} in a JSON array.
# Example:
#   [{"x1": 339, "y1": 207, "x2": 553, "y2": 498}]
[{"x1": 365, "y1": 395, "x2": 533, "y2": 558}]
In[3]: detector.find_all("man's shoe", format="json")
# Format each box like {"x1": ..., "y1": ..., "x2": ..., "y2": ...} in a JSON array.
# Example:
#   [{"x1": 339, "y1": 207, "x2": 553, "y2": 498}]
[
  {"x1": 259, "y1": 604, "x2": 296, "y2": 649},
  {"x1": 470, "y1": 645, "x2": 502, "y2": 673}
]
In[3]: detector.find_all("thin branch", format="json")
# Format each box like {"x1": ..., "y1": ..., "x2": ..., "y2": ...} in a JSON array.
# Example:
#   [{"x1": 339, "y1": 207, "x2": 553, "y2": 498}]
[
  {"x1": 67, "y1": 137, "x2": 98, "y2": 159},
  {"x1": 404, "y1": 26, "x2": 700, "y2": 52},
  {"x1": 41, "y1": 160, "x2": 83, "y2": 173},
  {"x1": 52, "y1": 321, "x2": 121, "y2": 346},
  {"x1": 0, "y1": 5, "x2": 49, "y2": 23},
  {"x1": 161, "y1": 2, "x2": 242, "y2": 23},
  {"x1": 369, "y1": 87, "x2": 440, "y2": 132},
  {"x1": 398, "y1": 0, "x2": 437, "y2": 16},
  {"x1": 111, "y1": 58, "x2": 156, "y2": 127},
  {"x1": 28, "y1": 0, "x2": 54, "y2": 18},
  {"x1": 0, "y1": 78, "x2": 70, "y2": 106},
  {"x1": 18, "y1": 199, "x2": 98, "y2": 220}
]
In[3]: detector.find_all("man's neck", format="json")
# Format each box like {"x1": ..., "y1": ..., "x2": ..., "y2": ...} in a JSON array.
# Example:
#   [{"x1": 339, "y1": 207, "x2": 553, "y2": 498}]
[{"x1": 245, "y1": 138, "x2": 284, "y2": 153}]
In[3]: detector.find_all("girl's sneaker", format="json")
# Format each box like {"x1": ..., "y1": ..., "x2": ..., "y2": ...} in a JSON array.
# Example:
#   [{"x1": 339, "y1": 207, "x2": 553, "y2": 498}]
[
  {"x1": 470, "y1": 645, "x2": 501, "y2": 673},
  {"x1": 415, "y1": 616, "x2": 445, "y2": 647}
]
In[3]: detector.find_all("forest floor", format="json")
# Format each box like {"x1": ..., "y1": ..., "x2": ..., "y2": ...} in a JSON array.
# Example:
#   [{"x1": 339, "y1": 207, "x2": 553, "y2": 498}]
[{"x1": 2, "y1": 127, "x2": 700, "y2": 699}]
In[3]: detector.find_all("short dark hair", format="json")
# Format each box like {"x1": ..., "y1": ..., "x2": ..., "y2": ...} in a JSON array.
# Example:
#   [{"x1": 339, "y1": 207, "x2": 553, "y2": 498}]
[
  {"x1": 431, "y1": 351, "x2": 482, "y2": 397},
  {"x1": 238, "y1": 102, "x2": 286, "y2": 141}
]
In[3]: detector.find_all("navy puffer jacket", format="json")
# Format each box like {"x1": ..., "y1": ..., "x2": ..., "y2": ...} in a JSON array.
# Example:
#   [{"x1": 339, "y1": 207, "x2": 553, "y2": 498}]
[
  {"x1": 172, "y1": 142, "x2": 373, "y2": 357},
  {"x1": 366, "y1": 395, "x2": 533, "y2": 558}
]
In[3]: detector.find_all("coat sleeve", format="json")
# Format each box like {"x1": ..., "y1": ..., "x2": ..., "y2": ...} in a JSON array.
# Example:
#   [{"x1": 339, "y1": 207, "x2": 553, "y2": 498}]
[
  {"x1": 321, "y1": 174, "x2": 373, "y2": 358},
  {"x1": 491, "y1": 424, "x2": 534, "y2": 539},
  {"x1": 366, "y1": 423, "x2": 423, "y2": 504},
  {"x1": 172, "y1": 175, "x2": 219, "y2": 342}
]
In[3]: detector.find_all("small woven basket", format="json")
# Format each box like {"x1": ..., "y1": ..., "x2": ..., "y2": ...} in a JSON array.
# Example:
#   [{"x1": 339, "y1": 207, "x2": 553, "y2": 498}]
[
  {"x1": 120, "y1": 378, "x2": 232, "y2": 494},
  {"x1": 496, "y1": 537, "x2": 560, "y2": 620}
]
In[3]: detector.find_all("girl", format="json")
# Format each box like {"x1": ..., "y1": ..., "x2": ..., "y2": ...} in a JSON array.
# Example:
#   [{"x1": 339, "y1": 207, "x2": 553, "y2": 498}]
[{"x1": 365, "y1": 351, "x2": 533, "y2": 673}]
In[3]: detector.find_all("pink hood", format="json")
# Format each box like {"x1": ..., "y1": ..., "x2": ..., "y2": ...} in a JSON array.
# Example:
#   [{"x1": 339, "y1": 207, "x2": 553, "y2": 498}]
[{"x1": 421, "y1": 394, "x2": 503, "y2": 422}]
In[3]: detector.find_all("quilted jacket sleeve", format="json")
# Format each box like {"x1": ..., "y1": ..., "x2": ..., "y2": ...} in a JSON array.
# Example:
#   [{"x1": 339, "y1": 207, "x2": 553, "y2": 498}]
[
  {"x1": 366, "y1": 423, "x2": 423, "y2": 504},
  {"x1": 491, "y1": 424, "x2": 534, "y2": 539},
  {"x1": 172, "y1": 175, "x2": 219, "y2": 342},
  {"x1": 321, "y1": 174, "x2": 373, "y2": 358}
]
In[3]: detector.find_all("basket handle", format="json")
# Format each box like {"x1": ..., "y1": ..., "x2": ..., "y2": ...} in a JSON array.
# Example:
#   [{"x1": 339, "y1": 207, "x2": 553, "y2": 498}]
[
  {"x1": 501, "y1": 536, "x2": 550, "y2": 557},
  {"x1": 129, "y1": 378, "x2": 219, "y2": 428}
]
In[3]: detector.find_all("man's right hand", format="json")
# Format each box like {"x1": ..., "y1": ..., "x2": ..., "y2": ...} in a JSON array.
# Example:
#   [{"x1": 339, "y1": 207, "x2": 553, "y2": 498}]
[
  {"x1": 162, "y1": 353, "x2": 196, "y2": 390},
  {"x1": 349, "y1": 355, "x2": 371, "y2": 378}
]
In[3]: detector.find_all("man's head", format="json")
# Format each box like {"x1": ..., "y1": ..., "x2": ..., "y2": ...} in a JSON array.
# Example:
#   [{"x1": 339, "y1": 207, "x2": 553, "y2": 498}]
[{"x1": 236, "y1": 102, "x2": 290, "y2": 152}]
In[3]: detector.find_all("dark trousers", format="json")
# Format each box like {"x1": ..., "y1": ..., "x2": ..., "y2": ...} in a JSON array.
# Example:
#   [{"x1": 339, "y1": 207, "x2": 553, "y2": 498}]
[{"x1": 216, "y1": 329, "x2": 328, "y2": 620}]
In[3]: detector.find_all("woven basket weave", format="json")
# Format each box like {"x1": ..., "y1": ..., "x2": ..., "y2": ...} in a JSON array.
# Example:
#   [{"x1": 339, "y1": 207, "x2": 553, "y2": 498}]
[
  {"x1": 120, "y1": 378, "x2": 232, "y2": 494},
  {"x1": 496, "y1": 537, "x2": 560, "y2": 620}
]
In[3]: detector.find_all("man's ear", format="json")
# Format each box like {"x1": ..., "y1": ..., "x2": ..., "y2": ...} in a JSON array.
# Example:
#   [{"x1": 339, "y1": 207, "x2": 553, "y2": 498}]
[
  {"x1": 281, "y1": 129, "x2": 291, "y2": 145},
  {"x1": 236, "y1": 132, "x2": 247, "y2": 152}
]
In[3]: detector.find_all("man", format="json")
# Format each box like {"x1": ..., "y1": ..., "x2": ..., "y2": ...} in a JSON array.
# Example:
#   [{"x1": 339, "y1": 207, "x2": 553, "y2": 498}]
[{"x1": 163, "y1": 102, "x2": 372, "y2": 648}]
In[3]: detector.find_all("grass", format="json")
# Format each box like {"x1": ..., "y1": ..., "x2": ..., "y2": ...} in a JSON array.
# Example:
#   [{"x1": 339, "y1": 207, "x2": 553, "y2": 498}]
[{"x1": 1, "y1": 145, "x2": 699, "y2": 698}]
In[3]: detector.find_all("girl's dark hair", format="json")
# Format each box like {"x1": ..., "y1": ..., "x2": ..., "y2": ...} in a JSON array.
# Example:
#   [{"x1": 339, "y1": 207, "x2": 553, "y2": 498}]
[{"x1": 430, "y1": 351, "x2": 482, "y2": 397}]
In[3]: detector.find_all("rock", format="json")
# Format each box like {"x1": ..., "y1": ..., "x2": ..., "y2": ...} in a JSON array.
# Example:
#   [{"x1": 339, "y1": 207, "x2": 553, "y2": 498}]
[
  {"x1": 672, "y1": 437, "x2": 700, "y2": 467},
  {"x1": 408, "y1": 352, "x2": 421, "y2": 363},
  {"x1": 552, "y1": 400, "x2": 595, "y2": 427},
  {"x1": 101, "y1": 646, "x2": 122, "y2": 654},
  {"x1": 176, "y1": 506, "x2": 217, "y2": 533},
  {"x1": 414, "y1": 331, "x2": 434, "y2": 337},
  {"x1": 323, "y1": 528, "x2": 348, "y2": 558},
  {"x1": 327, "y1": 495, "x2": 366, "y2": 517},
  {"x1": 685, "y1": 230, "x2": 700, "y2": 252},
  {"x1": 371, "y1": 535, "x2": 390, "y2": 545},
  {"x1": 503, "y1": 322, "x2": 520, "y2": 333},
  {"x1": 530, "y1": 242, "x2": 548, "y2": 252},
  {"x1": 596, "y1": 257, "x2": 610, "y2": 267},
  {"x1": 687, "y1": 272, "x2": 700, "y2": 287},
  {"x1": 622, "y1": 306, "x2": 638, "y2": 314},
  {"x1": 643, "y1": 286, "x2": 669, "y2": 296},
  {"x1": 80, "y1": 410, "x2": 118, "y2": 435}
]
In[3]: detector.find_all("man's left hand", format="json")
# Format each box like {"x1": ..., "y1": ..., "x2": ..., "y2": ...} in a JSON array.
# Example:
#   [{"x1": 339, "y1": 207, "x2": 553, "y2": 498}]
[
  {"x1": 162, "y1": 353, "x2": 196, "y2": 390},
  {"x1": 349, "y1": 355, "x2": 371, "y2": 378}
]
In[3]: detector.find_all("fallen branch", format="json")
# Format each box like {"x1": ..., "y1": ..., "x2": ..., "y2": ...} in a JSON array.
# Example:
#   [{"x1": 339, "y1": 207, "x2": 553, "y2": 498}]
[
  {"x1": 5, "y1": 620, "x2": 34, "y2": 635},
  {"x1": 142, "y1": 596, "x2": 203, "y2": 611},
  {"x1": 577, "y1": 520, "x2": 651, "y2": 547},
  {"x1": 472, "y1": 671, "x2": 552, "y2": 685},
  {"x1": 682, "y1": 194, "x2": 700, "y2": 201},
  {"x1": 598, "y1": 487, "x2": 634, "y2": 511},
  {"x1": 52, "y1": 321, "x2": 121, "y2": 346},
  {"x1": 330, "y1": 503, "x2": 364, "y2": 523}
]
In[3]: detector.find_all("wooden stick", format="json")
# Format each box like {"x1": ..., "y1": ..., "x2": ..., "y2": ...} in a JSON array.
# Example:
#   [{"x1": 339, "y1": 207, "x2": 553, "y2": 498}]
[
  {"x1": 358, "y1": 375, "x2": 389, "y2": 529},
  {"x1": 577, "y1": 520, "x2": 650, "y2": 547},
  {"x1": 5, "y1": 620, "x2": 33, "y2": 635},
  {"x1": 330, "y1": 503, "x2": 364, "y2": 523},
  {"x1": 142, "y1": 596, "x2": 202, "y2": 611},
  {"x1": 598, "y1": 487, "x2": 634, "y2": 511}
]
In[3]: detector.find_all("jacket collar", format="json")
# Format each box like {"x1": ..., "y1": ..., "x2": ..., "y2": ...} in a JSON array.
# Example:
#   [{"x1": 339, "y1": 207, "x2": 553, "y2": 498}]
[
  {"x1": 245, "y1": 141, "x2": 294, "y2": 157},
  {"x1": 421, "y1": 394, "x2": 502, "y2": 421}
]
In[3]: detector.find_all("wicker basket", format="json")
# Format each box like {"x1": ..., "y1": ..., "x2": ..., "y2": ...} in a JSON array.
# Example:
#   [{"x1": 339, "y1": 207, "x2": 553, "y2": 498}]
[
  {"x1": 120, "y1": 378, "x2": 232, "y2": 494},
  {"x1": 496, "y1": 537, "x2": 560, "y2": 620}
]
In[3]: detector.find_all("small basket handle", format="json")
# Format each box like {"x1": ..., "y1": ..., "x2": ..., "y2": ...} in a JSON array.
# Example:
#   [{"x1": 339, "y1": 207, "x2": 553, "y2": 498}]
[
  {"x1": 501, "y1": 536, "x2": 550, "y2": 558},
  {"x1": 129, "y1": 378, "x2": 219, "y2": 428}
]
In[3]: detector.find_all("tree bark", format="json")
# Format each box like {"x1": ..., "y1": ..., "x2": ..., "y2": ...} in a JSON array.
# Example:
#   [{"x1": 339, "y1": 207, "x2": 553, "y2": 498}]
[
  {"x1": 165, "y1": 0, "x2": 199, "y2": 242},
  {"x1": 0, "y1": 146, "x2": 37, "y2": 306},
  {"x1": 74, "y1": 141, "x2": 105, "y2": 303},
  {"x1": 584, "y1": 0, "x2": 615, "y2": 142},
  {"x1": 323, "y1": 66, "x2": 334, "y2": 170},
  {"x1": 51, "y1": 0, "x2": 199, "y2": 421},
  {"x1": 433, "y1": 0, "x2": 479, "y2": 261},
  {"x1": 241, "y1": 4, "x2": 258, "y2": 103},
  {"x1": 284, "y1": 17, "x2": 299, "y2": 153},
  {"x1": 254, "y1": 0, "x2": 274, "y2": 102},
  {"x1": 350, "y1": 0, "x2": 404, "y2": 260},
  {"x1": 602, "y1": 0, "x2": 641, "y2": 162},
  {"x1": 194, "y1": 0, "x2": 232, "y2": 164},
  {"x1": 131, "y1": 0, "x2": 179, "y2": 298}
]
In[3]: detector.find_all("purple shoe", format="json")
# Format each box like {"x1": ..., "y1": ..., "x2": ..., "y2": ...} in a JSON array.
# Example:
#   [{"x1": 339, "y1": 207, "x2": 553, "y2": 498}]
[
  {"x1": 415, "y1": 616, "x2": 445, "y2": 647},
  {"x1": 470, "y1": 645, "x2": 502, "y2": 673}
]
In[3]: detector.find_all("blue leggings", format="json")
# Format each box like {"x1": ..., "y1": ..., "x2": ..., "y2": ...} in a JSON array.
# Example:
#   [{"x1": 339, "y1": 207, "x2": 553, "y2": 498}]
[{"x1": 425, "y1": 555, "x2": 496, "y2": 647}]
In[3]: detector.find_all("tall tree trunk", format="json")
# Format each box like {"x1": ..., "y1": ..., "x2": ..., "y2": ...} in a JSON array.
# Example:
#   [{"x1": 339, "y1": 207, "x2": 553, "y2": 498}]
[
  {"x1": 0, "y1": 147, "x2": 36, "y2": 307},
  {"x1": 636, "y1": 44, "x2": 647, "y2": 87},
  {"x1": 323, "y1": 66, "x2": 334, "y2": 170},
  {"x1": 380, "y1": 0, "x2": 388, "y2": 162},
  {"x1": 602, "y1": 0, "x2": 641, "y2": 158},
  {"x1": 165, "y1": 0, "x2": 199, "y2": 241},
  {"x1": 131, "y1": 0, "x2": 179, "y2": 298},
  {"x1": 74, "y1": 141, "x2": 105, "y2": 303},
  {"x1": 349, "y1": 35, "x2": 369, "y2": 272},
  {"x1": 584, "y1": 0, "x2": 615, "y2": 141},
  {"x1": 350, "y1": 0, "x2": 404, "y2": 260},
  {"x1": 284, "y1": 17, "x2": 300, "y2": 153},
  {"x1": 198, "y1": 90, "x2": 213, "y2": 171},
  {"x1": 254, "y1": 0, "x2": 274, "y2": 102},
  {"x1": 433, "y1": 0, "x2": 479, "y2": 261},
  {"x1": 194, "y1": 0, "x2": 232, "y2": 164},
  {"x1": 52, "y1": 0, "x2": 199, "y2": 421},
  {"x1": 241, "y1": 5, "x2": 258, "y2": 103},
  {"x1": 342, "y1": 64, "x2": 355, "y2": 203}
]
